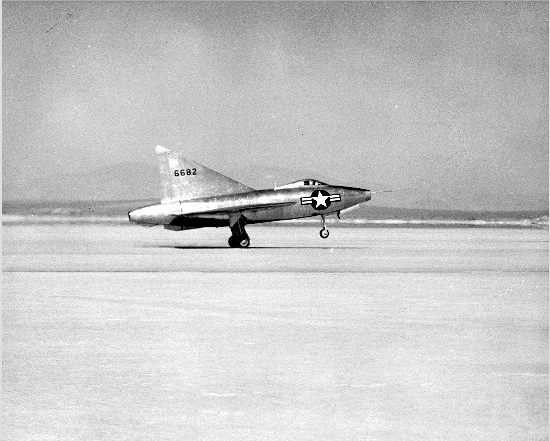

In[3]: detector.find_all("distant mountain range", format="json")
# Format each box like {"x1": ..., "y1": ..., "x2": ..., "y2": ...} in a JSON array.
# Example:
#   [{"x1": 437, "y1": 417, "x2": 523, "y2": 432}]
[
  {"x1": 11, "y1": 162, "x2": 338, "y2": 203},
  {"x1": 4, "y1": 160, "x2": 548, "y2": 212},
  {"x1": 3, "y1": 199, "x2": 547, "y2": 224}
]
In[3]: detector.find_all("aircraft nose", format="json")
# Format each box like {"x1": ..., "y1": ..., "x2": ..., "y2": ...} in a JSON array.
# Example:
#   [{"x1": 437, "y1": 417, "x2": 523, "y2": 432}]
[{"x1": 352, "y1": 188, "x2": 371, "y2": 201}]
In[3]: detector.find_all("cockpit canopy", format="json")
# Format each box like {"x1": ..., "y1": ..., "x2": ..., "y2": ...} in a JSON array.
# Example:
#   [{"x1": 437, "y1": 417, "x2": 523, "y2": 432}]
[{"x1": 274, "y1": 179, "x2": 328, "y2": 189}]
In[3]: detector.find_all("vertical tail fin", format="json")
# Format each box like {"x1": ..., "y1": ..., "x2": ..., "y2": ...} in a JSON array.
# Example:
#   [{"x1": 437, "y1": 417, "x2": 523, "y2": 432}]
[{"x1": 155, "y1": 146, "x2": 254, "y2": 203}]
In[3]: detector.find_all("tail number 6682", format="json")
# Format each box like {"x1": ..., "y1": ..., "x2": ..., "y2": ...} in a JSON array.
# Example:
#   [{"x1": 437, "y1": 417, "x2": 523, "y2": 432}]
[{"x1": 174, "y1": 168, "x2": 197, "y2": 177}]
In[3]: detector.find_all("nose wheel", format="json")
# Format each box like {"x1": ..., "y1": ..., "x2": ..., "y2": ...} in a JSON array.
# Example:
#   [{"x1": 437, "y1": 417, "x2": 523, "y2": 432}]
[{"x1": 319, "y1": 215, "x2": 329, "y2": 239}]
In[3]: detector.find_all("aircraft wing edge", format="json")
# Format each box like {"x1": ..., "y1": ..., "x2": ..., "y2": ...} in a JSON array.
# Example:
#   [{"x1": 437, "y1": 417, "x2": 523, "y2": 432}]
[{"x1": 181, "y1": 201, "x2": 296, "y2": 217}]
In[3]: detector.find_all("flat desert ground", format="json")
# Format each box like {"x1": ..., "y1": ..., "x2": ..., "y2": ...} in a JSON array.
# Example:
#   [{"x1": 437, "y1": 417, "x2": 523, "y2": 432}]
[{"x1": 3, "y1": 224, "x2": 548, "y2": 440}]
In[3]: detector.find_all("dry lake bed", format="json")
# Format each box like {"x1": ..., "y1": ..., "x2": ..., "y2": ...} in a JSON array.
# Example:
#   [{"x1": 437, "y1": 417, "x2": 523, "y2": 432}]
[{"x1": 3, "y1": 224, "x2": 548, "y2": 440}]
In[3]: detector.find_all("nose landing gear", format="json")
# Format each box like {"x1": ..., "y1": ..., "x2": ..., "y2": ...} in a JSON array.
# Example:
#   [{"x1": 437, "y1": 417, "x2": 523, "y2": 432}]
[{"x1": 319, "y1": 215, "x2": 329, "y2": 239}]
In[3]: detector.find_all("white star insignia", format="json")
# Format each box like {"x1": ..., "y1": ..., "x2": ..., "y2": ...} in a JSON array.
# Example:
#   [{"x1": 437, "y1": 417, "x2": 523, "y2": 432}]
[{"x1": 312, "y1": 191, "x2": 329, "y2": 208}]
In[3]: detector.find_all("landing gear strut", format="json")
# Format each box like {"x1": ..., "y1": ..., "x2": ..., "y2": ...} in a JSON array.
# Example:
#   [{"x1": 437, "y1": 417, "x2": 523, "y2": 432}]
[
  {"x1": 319, "y1": 215, "x2": 329, "y2": 239},
  {"x1": 228, "y1": 216, "x2": 250, "y2": 248}
]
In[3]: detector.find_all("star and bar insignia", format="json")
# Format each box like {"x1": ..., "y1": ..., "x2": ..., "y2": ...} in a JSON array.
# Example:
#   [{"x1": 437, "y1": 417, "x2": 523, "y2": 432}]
[{"x1": 301, "y1": 189, "x2": 341, "y2": 210}]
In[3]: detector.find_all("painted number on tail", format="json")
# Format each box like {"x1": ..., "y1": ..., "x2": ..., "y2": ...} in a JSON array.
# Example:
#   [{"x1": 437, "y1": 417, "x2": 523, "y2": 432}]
[{"x1": 174, "y1": 168, "x2": 197, "y2": 177}]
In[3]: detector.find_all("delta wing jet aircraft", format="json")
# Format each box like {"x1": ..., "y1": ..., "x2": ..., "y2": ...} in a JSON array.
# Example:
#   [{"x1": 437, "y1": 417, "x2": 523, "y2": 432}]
[{"x1": 128, "y1": 146, "x2": 371, "y2": 247}]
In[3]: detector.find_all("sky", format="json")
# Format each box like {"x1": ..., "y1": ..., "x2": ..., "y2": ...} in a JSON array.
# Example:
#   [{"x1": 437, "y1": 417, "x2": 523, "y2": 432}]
[{"x1": 2, "y1": 1, "x2": 548, "y2": 210}]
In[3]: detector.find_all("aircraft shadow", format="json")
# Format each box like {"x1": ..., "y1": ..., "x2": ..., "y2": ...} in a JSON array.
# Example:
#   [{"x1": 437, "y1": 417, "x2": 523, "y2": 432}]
[{"x1": 148, "y1": 245, "x2": 363, "y2": 250}]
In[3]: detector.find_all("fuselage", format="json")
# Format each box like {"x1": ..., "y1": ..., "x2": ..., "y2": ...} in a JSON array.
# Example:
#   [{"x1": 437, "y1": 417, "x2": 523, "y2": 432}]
[{"x1": 128, "y1": 185, "x2": 371, "y2": 228}]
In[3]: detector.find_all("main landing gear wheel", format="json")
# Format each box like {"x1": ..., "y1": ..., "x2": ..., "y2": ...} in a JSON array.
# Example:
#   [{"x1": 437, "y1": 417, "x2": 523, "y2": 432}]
[
  {"x1": 228, "y1": 235, "x2": 250, "y2": 248},
  {"x1": 228, "y1": 216, "x2": 250, "y2": 248},
  {"x1": 319, "y1": 215, "x2": 329, "y2": 239}
]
